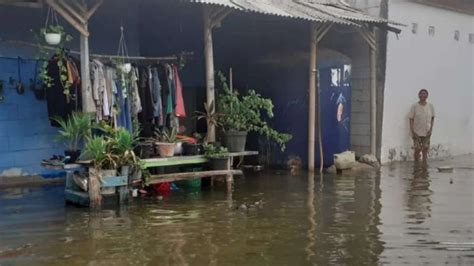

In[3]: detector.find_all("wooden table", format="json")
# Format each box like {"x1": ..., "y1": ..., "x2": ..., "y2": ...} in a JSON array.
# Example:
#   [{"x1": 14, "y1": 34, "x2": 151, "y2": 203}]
[{"x1": 142, "y1": 151, "x2": 258, "y2": 192}]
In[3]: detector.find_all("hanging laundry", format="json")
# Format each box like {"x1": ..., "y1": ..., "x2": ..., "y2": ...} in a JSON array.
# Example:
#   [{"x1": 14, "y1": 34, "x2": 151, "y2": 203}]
[
  {"x1": 115, "y1": 71, "x2": 133, "y2": 133},
  {"x1": 130, "y1": 67, "x2": 142, "y2": 117},
  {"x1": 137, "y1": 67, "x2": 154, "y2": 137},
  {"x1": 151, "y1": 67, "x2": 163, "y2": 126},
  {"x1": 104, "y1": 68, "x2": 114, "y2": 118},
  {"x1": 45, "y1": 54, "x2": 82, "y2": 127},
  {"x1": 90, "y1": 59, "x2": 106, "y2": 121},
  {"x1": 165, "y1": 64, "x2": 175, "y2": 116},
  {"x1": 173, "y1": 65, "x2": 186, "y2": 118}
]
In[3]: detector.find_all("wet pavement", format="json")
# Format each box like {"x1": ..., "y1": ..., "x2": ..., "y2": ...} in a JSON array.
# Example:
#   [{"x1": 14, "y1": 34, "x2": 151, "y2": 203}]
[{"x1": 0, "y1": 155, "x2": 473, "y2": 265}]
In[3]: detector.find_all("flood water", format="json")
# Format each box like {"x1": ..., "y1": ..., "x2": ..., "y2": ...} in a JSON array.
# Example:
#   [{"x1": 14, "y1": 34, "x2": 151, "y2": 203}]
[{"x1": 1, "y1": 156, "x2": 473, "y2": 265}]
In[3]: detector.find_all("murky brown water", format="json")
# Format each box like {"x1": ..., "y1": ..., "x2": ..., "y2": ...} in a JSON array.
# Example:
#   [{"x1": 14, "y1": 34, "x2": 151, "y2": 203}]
[{"x1": 1, "y1": 156, "x2": 473, "y2": 265}]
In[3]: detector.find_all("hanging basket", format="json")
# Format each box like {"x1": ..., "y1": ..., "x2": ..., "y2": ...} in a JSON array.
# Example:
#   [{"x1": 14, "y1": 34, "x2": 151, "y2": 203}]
[
  {"x1": 116, "y1": 26, "x2": 131, "y2": 72},
  {"x1": 118, "y1": 63, "x2": 132, "y2": 74},
  {"x1": 43, "y1": 7, "x2": 62, "y2": 45},
  {"x1": 44, "y1": 33, "x2": 61, "y2": 45}
]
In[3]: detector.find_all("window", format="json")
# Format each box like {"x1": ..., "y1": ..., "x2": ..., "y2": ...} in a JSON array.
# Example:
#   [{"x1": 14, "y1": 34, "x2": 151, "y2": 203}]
[
  {"x1": 428, "y1": 26, "x2": 435, "y2": 36},
  {"x1": 412, "y1": 23, "x2": 418, "y2": 34},
  {"x1": 454, "y1": 30, "x2": 460, "y2": 41}
]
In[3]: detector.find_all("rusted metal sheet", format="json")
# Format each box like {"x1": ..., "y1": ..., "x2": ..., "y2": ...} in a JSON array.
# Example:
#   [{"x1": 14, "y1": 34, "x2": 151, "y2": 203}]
[{"x1": 190, "y1": 0, "x2": 400, "y2": 27}]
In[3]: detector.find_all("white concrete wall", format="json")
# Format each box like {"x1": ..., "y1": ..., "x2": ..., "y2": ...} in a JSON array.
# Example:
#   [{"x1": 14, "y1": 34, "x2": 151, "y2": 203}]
[{"x1": 381, "y1": 0, "x2": 474, "y2": 162}]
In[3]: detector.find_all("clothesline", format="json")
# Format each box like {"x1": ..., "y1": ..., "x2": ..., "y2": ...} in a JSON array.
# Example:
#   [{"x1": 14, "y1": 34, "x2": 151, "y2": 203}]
[{"x1": 0, "y1": 39, "x2": 193, "y2": 62}]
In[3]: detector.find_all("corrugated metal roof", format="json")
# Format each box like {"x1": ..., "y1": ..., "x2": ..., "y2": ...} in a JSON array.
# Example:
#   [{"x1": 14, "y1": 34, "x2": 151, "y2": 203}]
[{"x1": 190, "y1": 0, "x2": 398, "y2": 27}]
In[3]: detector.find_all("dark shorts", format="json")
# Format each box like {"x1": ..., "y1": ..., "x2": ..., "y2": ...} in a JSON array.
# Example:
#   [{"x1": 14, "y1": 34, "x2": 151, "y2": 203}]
[{"x1": 413, "y1": 135, "x2": 431, "y2": 150}]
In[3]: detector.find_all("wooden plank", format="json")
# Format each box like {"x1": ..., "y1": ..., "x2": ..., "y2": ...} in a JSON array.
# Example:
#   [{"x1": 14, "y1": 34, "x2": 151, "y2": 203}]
[
  {"x1": 65, "y1": 189, "x2": 89, "y2": 206},
  {"x1": 84, "y1": 0, "x2": 103, "y2": 20},
  {"x1": 57, "y1": 0, "x2": 86, "y2": 24},
  {"x1": 148, "y1": 170, "x2": 243, "y2": 184},
  {"x1": 101, "y1": 176, "x2": 128, "y2": 188},
  {"x1": 45, "y1": 0, "x2": 89, "y2": 37},
  {"x1": 141, "y1": 152, "x2": 258, "y2": 168},
  {"x1": 228, "y1": 151, "x2": 258, "y2": 157},
  {"x1": 142, "y1": 156, "x2": 208, "y2": 168},
  {"x1": 0, "y1": 0, "x2": 43, "y2": 8},
  {"x1": 119, "y1": 186, "x2": 128, "y2": 203},
  {"x1": 70, "y1": 0, "x2": 86, "y2": 14}
]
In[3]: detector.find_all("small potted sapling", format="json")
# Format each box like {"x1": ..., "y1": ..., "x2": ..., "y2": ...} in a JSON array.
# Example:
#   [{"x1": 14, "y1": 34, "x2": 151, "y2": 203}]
[
  {"x1": 112, "y1": 128, "x2": 139, "y2": 177},
  {"x1": 53, "y1": 112, "x2": 92, "y2": 162},
  {"x1": 154, "y1": 127, "x2": 177, "y2": 157},
  {"x1": 204, "y1": 144, "x2": 229, "y2": 170},
  {"x1": 81, "y1": 136, "x2": 119, "y2": 206}
]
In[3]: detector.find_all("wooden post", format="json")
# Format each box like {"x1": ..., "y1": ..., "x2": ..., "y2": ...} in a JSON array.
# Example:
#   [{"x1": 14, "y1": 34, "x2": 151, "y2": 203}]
[
  {"x1": 357, "y1": 26, "x2": 377, "y2": 155},
  {"x1": 225, "y1": 156, "x2": 233, "y2": 193},
  {"x1": 203, "y1": 7, "x2": 216, "y2": 143},
  {"x1": 308, "y1": 23, "x2": 317, "y2": 172},
  {"x1": 308, "y1": 23, "x2": 332, "y2": 173},
  {"x1": 370, "y1": 47, "x2": 376, "y2": 155},
  {"x1": 80, "y1": 23, "x2": 94, "y2": 113}
]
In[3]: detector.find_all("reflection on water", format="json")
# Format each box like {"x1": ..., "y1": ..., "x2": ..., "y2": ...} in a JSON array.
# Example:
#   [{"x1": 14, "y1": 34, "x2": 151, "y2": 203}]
[
  {"x1": 1, "y1": 158, "x2": 473, "y2": 265},
  {"x1": 406, "y1": 163, "x2": 433, "y2": 225},
  {"x1": 379, "y1": 160, "x2": 474, "y2": 264}
]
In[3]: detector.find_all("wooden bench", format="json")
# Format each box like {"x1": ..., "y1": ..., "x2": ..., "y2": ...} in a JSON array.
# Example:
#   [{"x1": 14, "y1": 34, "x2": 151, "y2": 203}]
[{"x1": 142, "y1": 151, "x2": 258, "y2": 191}]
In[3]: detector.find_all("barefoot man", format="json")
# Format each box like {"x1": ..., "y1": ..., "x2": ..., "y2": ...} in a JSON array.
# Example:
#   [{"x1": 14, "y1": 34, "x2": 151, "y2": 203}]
[{"x1": 409, "y1": 89, "x2": 435, "y2": 162}]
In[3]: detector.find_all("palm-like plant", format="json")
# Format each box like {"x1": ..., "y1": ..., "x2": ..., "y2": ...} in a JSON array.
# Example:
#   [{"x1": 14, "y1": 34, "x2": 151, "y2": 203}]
[
  {"x1": 155, "y1": 127, "x2": 178, "y2": 143},
  {"x1": 195, "y1": 101, "x2": 223, "y2": 127},
  {"x1": 113, "y1": 128, "x2": 139, "y2": 167},
  {"x1": 53, "y1": 112, "x2": 92, "y2": 151},
  {"x1": 82, "y1": 136, "x2": 118, "y2": 170}
]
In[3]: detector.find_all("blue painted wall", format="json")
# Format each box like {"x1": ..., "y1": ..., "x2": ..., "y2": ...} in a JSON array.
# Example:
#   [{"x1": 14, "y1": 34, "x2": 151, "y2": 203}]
[{"x1": 0, "y1": 58, "x2": 65, "y2": 177}]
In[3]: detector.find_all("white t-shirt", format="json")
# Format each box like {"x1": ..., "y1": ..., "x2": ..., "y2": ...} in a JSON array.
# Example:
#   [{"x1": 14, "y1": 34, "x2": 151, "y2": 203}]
[{"x1": 408, "y1": 102, "x2": 435, "y2": 137}]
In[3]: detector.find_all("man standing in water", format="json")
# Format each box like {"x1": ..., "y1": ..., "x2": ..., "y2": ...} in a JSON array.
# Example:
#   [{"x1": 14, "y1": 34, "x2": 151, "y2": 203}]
[{"x1": 408, "y1": 89, "x2": 435, "y2": 162}]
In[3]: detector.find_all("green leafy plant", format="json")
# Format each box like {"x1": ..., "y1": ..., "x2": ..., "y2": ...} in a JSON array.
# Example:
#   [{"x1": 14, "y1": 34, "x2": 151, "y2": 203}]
[
  {"x1": 112, "y1": 128, "x2": 139, "y2": 167},
  {"x1": 81, "y1": 136, "x2": 118, "y2": 170},
  {"x1": 194, "y1": 100, "x2": 222, "y2": 143},
  {"x1": 53, "y1": 112, "x2": 92, "y2": 151},
  {"x1": 41, "y1": 25, "x2": 69, "y2": 36},
  {"x1": 32, "y1": 26, "x2": 73, "y2": 96},
  {"x1": 216, "y1": 72, "x2": 292, "y2": 151},
  {"x1": 155, "y1": 127, "x2": 178, "y2": 143},
  {"x1": 203, "y1": 144, "x2": 229, "y2": 159}
]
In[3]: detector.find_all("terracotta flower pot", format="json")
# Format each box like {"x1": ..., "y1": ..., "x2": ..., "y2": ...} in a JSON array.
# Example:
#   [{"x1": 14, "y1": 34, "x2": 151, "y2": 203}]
[{"x1": 156, "y1": 142, "x2": 176, "y2": 157}]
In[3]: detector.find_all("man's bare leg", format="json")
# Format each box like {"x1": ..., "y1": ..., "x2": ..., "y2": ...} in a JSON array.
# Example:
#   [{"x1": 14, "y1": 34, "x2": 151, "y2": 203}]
[{"x1": 414, "y1": 148, "x2": 421, "y2": 162}]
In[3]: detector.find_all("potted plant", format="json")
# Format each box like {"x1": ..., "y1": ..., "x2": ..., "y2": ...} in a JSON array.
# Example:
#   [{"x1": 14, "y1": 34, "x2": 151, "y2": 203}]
[
  {"x1": 204, "y1": 144, "x2": 229, "y2": 170},
  {"x1": 81, "y1": 136, "x2": 119, "y2": 206},
  {"x1": 195, "y1": 101, "x2": 222, "y2": 144},
  {"x1": 216, "y1": 72, "x2": 292, "y2": 152},
  {"x1": 53, "y1": 112, "x2": 92, "y2": 162},
  {"x1": 181, "y1": 133, "x2": 204, "y2": 156},
  {"x1": 41, "y1": 25, "x2": 65, "y2": 45},
  {"x1": 111, "y1": 128, "x2": 140, "y2": 177},
  {"x1": 81, "y1": 136, "x2": 118, "y2": 175},
  {"x1": 154, "y1": 127, "x2": 177, "y2": 157}
]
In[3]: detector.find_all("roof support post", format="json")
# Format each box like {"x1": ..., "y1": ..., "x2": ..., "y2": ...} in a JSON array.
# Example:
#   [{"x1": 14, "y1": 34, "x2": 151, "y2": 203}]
[
  {"x1": 308, "y1": 22, "x2": 332, "y2": 173},
  {"x1": 358, "y1": 26, "x2": 377, "y2": 155},
  {"x1": 203, "y1": 6, "x2": 231, "y2": 143}
]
